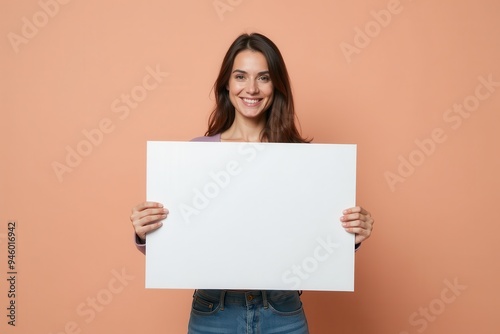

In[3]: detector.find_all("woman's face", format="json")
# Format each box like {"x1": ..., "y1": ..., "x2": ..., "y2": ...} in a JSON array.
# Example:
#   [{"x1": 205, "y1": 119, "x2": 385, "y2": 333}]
[{"x1": 227, "y1": 50, "x2": 274, "y2": 122}]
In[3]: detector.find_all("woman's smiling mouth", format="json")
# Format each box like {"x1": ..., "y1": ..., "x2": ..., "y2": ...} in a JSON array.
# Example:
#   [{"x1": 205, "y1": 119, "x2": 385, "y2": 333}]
[{"x1": 240, "y1": 97, "x2": 263, "y2": 107}]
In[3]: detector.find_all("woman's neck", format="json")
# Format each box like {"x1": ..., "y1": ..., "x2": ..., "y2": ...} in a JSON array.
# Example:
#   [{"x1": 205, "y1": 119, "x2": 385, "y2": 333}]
[{"x1": 221, "y1": 115, "x2": 265, "y2": 142}]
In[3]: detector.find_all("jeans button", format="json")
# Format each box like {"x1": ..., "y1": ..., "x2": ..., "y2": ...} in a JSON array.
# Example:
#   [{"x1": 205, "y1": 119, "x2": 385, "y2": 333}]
[{"x1": 247, "y1": 295, "x2": 253, "y2": 301}]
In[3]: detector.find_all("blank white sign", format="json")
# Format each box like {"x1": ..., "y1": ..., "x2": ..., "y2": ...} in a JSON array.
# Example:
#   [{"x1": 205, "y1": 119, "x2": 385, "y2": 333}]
[{"x1": 146, "y1": 141, "x2": 356, "y2": 291}]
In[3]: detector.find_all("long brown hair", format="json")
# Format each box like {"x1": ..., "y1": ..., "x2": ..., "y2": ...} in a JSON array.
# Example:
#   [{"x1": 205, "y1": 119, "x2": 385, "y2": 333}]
[{"x1": 206, "y1": 33, "x2": 310, "y2": 143}]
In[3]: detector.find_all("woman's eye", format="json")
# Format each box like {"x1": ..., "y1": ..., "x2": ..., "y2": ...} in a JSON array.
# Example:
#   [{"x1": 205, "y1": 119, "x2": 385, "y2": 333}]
[
  {"x1": 259, "y1": 76, "x2": 270, "y2": 82},
  {"x1": 235, "y1": 75, "x2": 245, "y2": 80}
]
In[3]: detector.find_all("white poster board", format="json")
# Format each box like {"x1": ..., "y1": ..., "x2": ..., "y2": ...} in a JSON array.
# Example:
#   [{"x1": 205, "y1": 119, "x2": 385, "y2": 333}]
[{"x1": 146, "y1": 141, "x2": 356, "y2": 291}]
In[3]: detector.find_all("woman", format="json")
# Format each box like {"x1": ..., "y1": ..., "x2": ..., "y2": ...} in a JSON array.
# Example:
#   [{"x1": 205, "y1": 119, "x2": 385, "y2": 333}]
[{"x1": 130, "y1": 32, "x2": 374, "y2": 334}]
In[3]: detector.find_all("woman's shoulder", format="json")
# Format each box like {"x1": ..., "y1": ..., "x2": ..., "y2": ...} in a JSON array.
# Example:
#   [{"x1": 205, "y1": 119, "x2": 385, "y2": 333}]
[{"x1": 190, "y1": 134, "x2": 221, "y2": 142}]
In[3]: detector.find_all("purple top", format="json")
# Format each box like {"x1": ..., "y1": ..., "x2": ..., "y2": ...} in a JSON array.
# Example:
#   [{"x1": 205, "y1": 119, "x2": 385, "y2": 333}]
[
  {"x1": 190, "y1": 134, "x2": 221, "y2": 142},
  {"x1": 135, "y1": 135, "x2": 222, "y2": 254}
]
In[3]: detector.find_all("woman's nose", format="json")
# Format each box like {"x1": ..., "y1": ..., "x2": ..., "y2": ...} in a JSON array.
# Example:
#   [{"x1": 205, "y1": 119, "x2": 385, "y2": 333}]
[{"x1": 246, "y1": 80, "x2": 259, "y2": 94}]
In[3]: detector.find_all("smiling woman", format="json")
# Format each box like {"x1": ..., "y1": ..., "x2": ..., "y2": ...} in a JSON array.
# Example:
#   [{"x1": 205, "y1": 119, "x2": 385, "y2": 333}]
[
  {"x1": 130, "y1": 32, "x2": 375, "y2": 334},
  {"x1": 206, "y1": 33, "x2": 311, "y2": 143}
]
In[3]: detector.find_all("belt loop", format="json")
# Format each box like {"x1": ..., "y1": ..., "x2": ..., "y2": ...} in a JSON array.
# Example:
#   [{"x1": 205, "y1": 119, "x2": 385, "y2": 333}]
[
  {"x1": 220, "y1": 290, "x2": 226, "y2": 311},
  {"x1": 262, "y1": 290, "x2": 269, "y2": 309}
]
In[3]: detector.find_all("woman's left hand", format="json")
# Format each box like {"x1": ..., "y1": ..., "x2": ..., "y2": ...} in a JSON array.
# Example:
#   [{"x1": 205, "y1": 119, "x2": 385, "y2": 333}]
[{"x1": 340, "y1": 206, "x2": 374, "y2": 244}]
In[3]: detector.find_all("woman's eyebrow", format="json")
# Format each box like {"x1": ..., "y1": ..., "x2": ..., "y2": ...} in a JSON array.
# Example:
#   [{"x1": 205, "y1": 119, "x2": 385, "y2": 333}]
[{"x1": 232, "y1": 69, "x2": 270, "y2": 75}]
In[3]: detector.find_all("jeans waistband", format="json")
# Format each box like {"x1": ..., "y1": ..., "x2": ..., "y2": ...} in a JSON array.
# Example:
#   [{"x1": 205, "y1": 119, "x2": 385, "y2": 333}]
[{"x1": 193, "y1": 289, "x2": 301, "y2": 311}]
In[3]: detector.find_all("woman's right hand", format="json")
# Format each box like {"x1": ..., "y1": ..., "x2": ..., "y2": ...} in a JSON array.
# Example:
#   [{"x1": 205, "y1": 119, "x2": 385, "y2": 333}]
[{"x1": 130, "y1": 201, "x2": 168, "y2": 241}]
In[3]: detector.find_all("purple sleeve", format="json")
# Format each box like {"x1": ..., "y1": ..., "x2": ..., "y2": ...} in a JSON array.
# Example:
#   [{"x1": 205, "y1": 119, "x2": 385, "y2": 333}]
[
  {"x1": 190, "y1": 134, "x2": 221, "y2": 142},
  {"x1": 134, "y1": 134, "x2": 221, "y2": 255},
  {"x1": 135, "y1": 235, "x2": 146, "y2": 255}
]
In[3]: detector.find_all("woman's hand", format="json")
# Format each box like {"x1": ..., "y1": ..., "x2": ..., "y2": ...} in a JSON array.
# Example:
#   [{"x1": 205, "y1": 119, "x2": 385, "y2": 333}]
[
  {"x1": 340, "y1": 206, "x2": 374, "y2": 244},
  {"x1": 130, "y1": 201, "x2": 168, "y2": 241}
]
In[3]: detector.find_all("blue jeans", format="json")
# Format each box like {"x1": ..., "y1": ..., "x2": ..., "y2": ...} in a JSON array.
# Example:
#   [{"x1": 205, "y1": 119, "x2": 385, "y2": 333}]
[{"x1": 188, "y1": 289, "x2": 309, "y2": 334}]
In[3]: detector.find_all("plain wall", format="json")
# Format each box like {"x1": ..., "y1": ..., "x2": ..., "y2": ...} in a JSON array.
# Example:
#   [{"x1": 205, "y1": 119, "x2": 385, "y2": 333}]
[{"x1": 1, "y1": 0, "x2": 499, "y2": 333}]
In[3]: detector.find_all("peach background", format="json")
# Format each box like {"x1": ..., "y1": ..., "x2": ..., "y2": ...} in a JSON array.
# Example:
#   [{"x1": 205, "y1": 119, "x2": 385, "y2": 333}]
[{"x1": 1, "y1": 0, "x2": 499, "y2": 333}]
